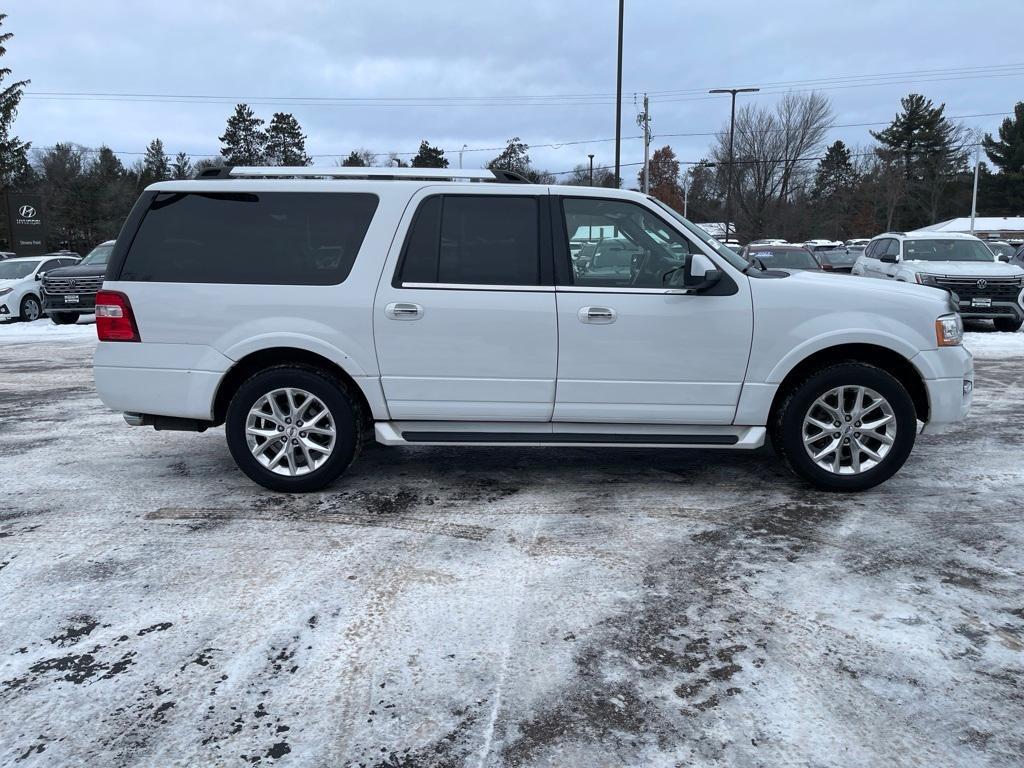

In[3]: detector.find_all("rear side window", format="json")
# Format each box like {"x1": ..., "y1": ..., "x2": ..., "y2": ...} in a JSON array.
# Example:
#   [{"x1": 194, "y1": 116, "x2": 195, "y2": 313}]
[
  {"x1": 397, "y1": 195, "x2": 540, "y2": 286},
  {"x1": 120, "y1": 192, "x2": 378, "y2": 285}
]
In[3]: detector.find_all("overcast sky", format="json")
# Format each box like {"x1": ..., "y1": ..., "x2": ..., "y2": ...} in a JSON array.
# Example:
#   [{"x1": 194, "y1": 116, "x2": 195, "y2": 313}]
[{"x1": 6, "y1": 0, "x2": 1022, "y2": 182}]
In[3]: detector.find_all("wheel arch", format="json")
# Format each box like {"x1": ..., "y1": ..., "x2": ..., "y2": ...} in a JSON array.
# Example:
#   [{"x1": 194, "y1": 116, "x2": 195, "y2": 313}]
[
  {"x1": 768, "y1": 343, "x2": 929, "y2": 423},
  {"x1": 212, "y1": 347, "x2": 377, "y2": 430}
]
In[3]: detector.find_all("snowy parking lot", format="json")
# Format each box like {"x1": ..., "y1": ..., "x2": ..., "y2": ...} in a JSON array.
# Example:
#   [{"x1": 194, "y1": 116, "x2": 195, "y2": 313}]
[{"x1": 1, "y1": 320, "x2": 1022, "y2": 767}]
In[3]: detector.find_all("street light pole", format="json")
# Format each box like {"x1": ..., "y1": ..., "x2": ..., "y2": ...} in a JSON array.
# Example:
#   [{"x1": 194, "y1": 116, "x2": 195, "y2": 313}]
[
  {"x1": 588, "y1": 153, "x2": 595, "y2": 186},
  {"x1": 614, "y1": 0, "x2": 624, "y2": 188},
  {"x1": 459, "y1": 144, "x2": 468, "y2": 169},
  {"x1": 709, "y1": 86, "x2": 759, "y2": 242},
  {"x1": 970, "y1": 140, "x2": 980, "y2": 234}
]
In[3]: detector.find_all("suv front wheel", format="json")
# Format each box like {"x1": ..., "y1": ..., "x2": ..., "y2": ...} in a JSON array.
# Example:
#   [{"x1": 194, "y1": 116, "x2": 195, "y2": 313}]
[
  {"x1": 225, "y1": 366, "x2": 362, "y2": 492},
  {"x1": 993, "y1": 316, "x2": 1023, "y2": 333},
  {"x1": 770, "y1": 362, "x2": 917, "y2": 491}
]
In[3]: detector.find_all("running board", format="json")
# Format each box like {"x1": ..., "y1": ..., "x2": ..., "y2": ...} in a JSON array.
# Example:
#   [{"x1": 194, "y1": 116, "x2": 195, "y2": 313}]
[{"x1": 375, "y1": 422, "x2": 765, "y2": 449}]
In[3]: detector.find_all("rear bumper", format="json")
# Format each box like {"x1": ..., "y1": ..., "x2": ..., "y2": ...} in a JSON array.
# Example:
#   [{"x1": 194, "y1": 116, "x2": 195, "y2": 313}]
[{"x1": 93, "y1": 342, "x2": 233, "y2": 421}]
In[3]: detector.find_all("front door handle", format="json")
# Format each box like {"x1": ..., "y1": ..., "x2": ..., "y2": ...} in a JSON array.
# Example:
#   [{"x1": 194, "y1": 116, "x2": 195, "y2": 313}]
[
  {"x1": 385, "y1": 302, "x2": 423, "y2": 320},
  {"x1": 579, "y1": 306, "x2": 616, "y2": 324}
]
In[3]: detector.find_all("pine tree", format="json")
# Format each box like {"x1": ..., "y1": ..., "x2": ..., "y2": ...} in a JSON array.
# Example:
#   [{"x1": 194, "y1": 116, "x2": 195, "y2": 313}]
[
  {"x1": 811, "y1": 140, "x2": 857, "y2": 199},
  {"x1": 870, "y1": 94, "x2": 967, "y2": 227},
  {"x1": 982, "y1": 102, "x2": 1024, "y2": 174},
  {"x1": 171, "y1": 152, "x2": 193, "y2": 179},
  {"x1": 410, "y1": 140, "x2": 448, "y2": 168},
  {"x1": 0, "y1": 13, "x2": 29, "y2": 189},
  {"x1": 341, "y1": 149, "x2": 374, "y2": 167},
  {"x1": 219, "y1": 103, "x2": 266, "y2": 165},
  {"x1": 142, "y1": 138, "x2": 170, "y2": 182},
  {"x1": 487, "y1": 137, "x2": 531, "y2": 175},
  {"x1": 265, "y1": 112, "x2": 311, "y2": 166}
]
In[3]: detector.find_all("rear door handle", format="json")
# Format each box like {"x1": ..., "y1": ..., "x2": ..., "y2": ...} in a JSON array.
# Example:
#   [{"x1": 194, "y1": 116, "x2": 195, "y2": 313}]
[
  {"x1": 385, "y1": 302, "x2": 423, "y2": 320},
  {"x1": 578, "y1": 306, "x2": 616, "y2": 324}
]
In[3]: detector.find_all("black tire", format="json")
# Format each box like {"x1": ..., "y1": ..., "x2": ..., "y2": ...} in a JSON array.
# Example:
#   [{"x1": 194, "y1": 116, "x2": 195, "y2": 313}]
[
  {"x1": 769, "y1": 362, "x2": 917, "y2": 492},
  {"x1": 50, "y1": 312, "x2": 80, "y2": 325},
  {"x1": 225, "y1": 365, "x2": 362, "y2": 492},
  {"x1": 19, "y1": 294, "x2": 41, "y2": 322},
  {"x1": 993, "y1": 316, "x2": 1023, "y2": 333}
]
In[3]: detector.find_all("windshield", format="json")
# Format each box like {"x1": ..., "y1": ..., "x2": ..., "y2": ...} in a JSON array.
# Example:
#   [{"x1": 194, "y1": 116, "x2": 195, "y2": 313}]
[
  {"x1": 0, "y1": 259, "x2": 40, "y2": 279},
  {"x1": 987, "y1": 242, "x2": 1015, "y2": 259},
  {"x1": 903, "y1": 239, "x2": 995, "y2": 262},
  {"x1": 81, "y1": 243, "x2": 114, "y2": 266},
  {"x1": 748, "y1": 248, "x2": 819, "y2": 269},
  {"x1": 647, "y1": 198, "x2": 749, "y2": 271}
]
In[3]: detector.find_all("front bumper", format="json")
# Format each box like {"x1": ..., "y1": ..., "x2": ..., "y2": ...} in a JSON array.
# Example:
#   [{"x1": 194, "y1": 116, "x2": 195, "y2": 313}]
[
  {"x1": 42, "y1": 291, "x2": 97, "y2": 314},
  {"x1": 915, "y1": 345, "x2": 974, "y2": 434}
]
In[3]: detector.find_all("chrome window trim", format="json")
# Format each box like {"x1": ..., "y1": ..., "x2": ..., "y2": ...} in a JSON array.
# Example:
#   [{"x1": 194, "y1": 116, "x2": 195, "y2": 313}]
[
  {"x1": 555, "y1": 285, "x2": 689, "y2": 295},
  {"x1": 400, "y1": 282, "x2": 554, "y2": 292}
]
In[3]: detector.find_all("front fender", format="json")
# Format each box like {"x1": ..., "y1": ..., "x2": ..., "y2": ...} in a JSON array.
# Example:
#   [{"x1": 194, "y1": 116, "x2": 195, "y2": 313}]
[{"x1": 763, "y1": 328, "x2": 924, "y2": 384}]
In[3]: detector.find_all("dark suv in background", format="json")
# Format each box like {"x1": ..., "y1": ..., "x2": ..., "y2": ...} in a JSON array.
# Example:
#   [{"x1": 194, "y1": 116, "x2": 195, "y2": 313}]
[{"x1": 42, "y1": 240, "x2": 115, "y2": 324}]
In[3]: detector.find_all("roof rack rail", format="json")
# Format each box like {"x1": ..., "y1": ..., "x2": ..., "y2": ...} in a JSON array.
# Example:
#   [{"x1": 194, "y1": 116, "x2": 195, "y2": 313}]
[{"x1": 193, "y1": 166, "x2": 531, "y2": 183}]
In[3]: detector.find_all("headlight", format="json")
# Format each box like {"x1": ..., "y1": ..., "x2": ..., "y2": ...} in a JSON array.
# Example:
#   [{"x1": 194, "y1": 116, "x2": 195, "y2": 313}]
[
  {"x1": 916, "y1": 273, "x2": 938, "y2": 286},
  {"x1": 0, "y1": 288, "x2": 11, "y2": 297},
  {"x1": 935, "y1": 313, "x2": 963, "y2": 347}
]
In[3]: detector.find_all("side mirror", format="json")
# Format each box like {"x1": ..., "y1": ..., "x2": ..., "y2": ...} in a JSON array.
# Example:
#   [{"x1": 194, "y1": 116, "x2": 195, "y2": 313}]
[
  {"x1": 35, "y1": 271, "x2": 44, "y2": 281},
  {"x1": 880, "y1": 253, "x2": 898, "y2": 264},
  {"x1": 997, "y1": 254, "x2": 1010, "y2": 263},
  {"x1": 683, "y1": 268, "x2": 722, "y2": 293}
]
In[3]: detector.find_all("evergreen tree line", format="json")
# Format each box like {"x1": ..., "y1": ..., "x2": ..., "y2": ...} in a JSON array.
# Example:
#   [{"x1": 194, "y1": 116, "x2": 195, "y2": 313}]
[{"x1": 649, "y1": 92, "x2": 1024, "y2": 242}]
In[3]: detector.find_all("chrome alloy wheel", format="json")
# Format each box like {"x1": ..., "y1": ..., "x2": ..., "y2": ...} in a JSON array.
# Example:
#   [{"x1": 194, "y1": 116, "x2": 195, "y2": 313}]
[
  {"x1": 245, "y1": 387, "x2": 336, "y2": 476},
  {"x1": 801, "y1": 385, "x2": 896, "y2": 475}
]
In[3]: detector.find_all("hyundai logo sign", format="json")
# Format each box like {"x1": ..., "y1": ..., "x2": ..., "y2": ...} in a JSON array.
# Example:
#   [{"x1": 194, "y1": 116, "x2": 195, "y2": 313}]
[
  {"x1": 977, "y1": 279, "x2": 987, "y2": 290},
  {"x1": 18, "y1": 205, "x2": 36, "y2": 218}
]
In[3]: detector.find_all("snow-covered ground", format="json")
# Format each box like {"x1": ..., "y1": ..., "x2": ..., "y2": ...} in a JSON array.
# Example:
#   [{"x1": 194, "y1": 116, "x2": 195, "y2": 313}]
[{"x1": 0, "y1": 319, "x2": 1022, "y2": 766}]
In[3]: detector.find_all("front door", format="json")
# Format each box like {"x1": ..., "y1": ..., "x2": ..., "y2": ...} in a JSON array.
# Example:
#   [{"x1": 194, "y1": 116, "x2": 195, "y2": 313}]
[
  {"x1": 553, "y1": 196, "x2": 753, "y2": 424},
  {"x1": 373, "y1": 189, "x2": 557, "y2": 421}
]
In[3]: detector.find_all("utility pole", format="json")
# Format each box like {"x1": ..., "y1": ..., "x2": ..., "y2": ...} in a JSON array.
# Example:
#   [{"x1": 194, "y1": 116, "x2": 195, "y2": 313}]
[
  {"x1": 637, "y1": 93, "x2": 651, "y2": 194},
  {"x1": 614, "y1": 0, "x2": 624, "y2": 188},
  {"x1": 588, "y1": 153, "x2": 595, "y2": 186},
  {"x1": 682, "y1": 167, "x2": 689, "y2": 218},
  {"x1": 970, "y1": 140, "x2": 980, "y2": 234},
  {"x1": 709, "y1": 87, "x2": 759, "y2": 242}
]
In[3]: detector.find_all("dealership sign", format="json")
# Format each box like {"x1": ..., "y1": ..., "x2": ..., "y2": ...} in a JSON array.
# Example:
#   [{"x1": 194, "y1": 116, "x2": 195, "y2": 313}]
[{"x1": 5, "y1": 193, "x2": 47, "y2": 256}]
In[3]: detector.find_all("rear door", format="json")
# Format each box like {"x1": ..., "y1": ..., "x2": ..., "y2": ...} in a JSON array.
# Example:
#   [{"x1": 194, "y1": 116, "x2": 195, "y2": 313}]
[
  {"x1": 552, "y1": 195, "x2": 753, "y2": 424},
  {"x1": 373, "y1": 188, "x2": 557, "y2": 421}
]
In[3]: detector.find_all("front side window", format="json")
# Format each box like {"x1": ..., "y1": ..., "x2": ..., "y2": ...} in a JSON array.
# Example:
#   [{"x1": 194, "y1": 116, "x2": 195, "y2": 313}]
[
  {"x1": 561, "y1": 198, "x2": 692, "y2": 288},
  {"x1": 397, "y1": 195, "x2": 540, "y2": 286},
  {"x1": 902, "y1": 238, "x2": 998, "y2": 263},
  {"x1": 747, "y1": 248, "x2": 819, "y2": 269},
  {"x1": 120, "y1": 192, "x2": 379, "y2": 284}
]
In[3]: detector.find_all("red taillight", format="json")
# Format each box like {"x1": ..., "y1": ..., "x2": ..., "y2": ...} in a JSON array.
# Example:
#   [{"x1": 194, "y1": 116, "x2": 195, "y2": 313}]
[{"x1": 95, "y1": 290, "x2": 140, "y2": 342}]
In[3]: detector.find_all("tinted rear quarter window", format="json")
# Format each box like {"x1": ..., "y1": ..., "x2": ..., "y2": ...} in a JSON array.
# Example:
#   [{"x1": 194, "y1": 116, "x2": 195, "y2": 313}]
[
  {"x1": 397, "y1": 195, "x2": 540, "y2": 286},
  {"x1": 120, "y1": 192, "x2": 378, "y2": 284}
]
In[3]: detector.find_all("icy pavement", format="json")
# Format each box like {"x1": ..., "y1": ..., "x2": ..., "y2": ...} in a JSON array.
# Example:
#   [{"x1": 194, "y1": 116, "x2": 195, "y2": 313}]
[{"x1": 0, "y1": 319, "x2": 1022, "y2": 767}]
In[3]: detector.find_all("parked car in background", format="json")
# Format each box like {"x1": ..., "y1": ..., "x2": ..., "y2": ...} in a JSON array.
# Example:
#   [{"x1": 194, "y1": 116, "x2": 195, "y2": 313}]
[
  {"x1": 41, "y1": 241, "x2": 112, "y2": 324},
  {"x1": 741, "y1": 244, "x2": 823, "y2": 271},
  {"x1": 0, "y1": 254, "x2": 81, "y2": 322},
  {"x1": 853, "y1": 231, "x2": 1024, "y2": 332},
  {"x1": 815, "y1": 248, "x2": 860, "y2": 273},
  {"x1": 844, "y1": 238, "x2": 870, "y2": 248},
  {"x1": 747, "y1": 238, "x2": 788, "y2": 246},
  {"x1": 0, "y1": 251, "x2": 17, "y2": 261},
  {"x1": 986, "y1": 241, "x2": 1016, "y2": 262},
  {"x1": 805, "y1": 240, "x2": 845, "y2": 253}
]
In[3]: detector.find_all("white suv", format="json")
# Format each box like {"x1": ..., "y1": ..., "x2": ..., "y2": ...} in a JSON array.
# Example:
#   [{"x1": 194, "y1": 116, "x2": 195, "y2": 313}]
[
  {"x1": 852, "y1": 231, "x2": 1024, "y2": 332},
  {"x1": 93, "y1": 167, "x2": 973, "y2": 492}
]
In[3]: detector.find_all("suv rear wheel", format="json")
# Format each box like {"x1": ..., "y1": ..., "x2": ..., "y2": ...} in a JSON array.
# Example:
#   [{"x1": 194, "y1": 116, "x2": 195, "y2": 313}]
[
  {"x1": 770, "y1": 362, "x2": 916, "y2": 491},
  {"x1": 225, "y1": 366, "x2": 362, "y2": 492},
  {"x1": 993, "y1": 316, "x2": 1023, "y2": 333}
]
